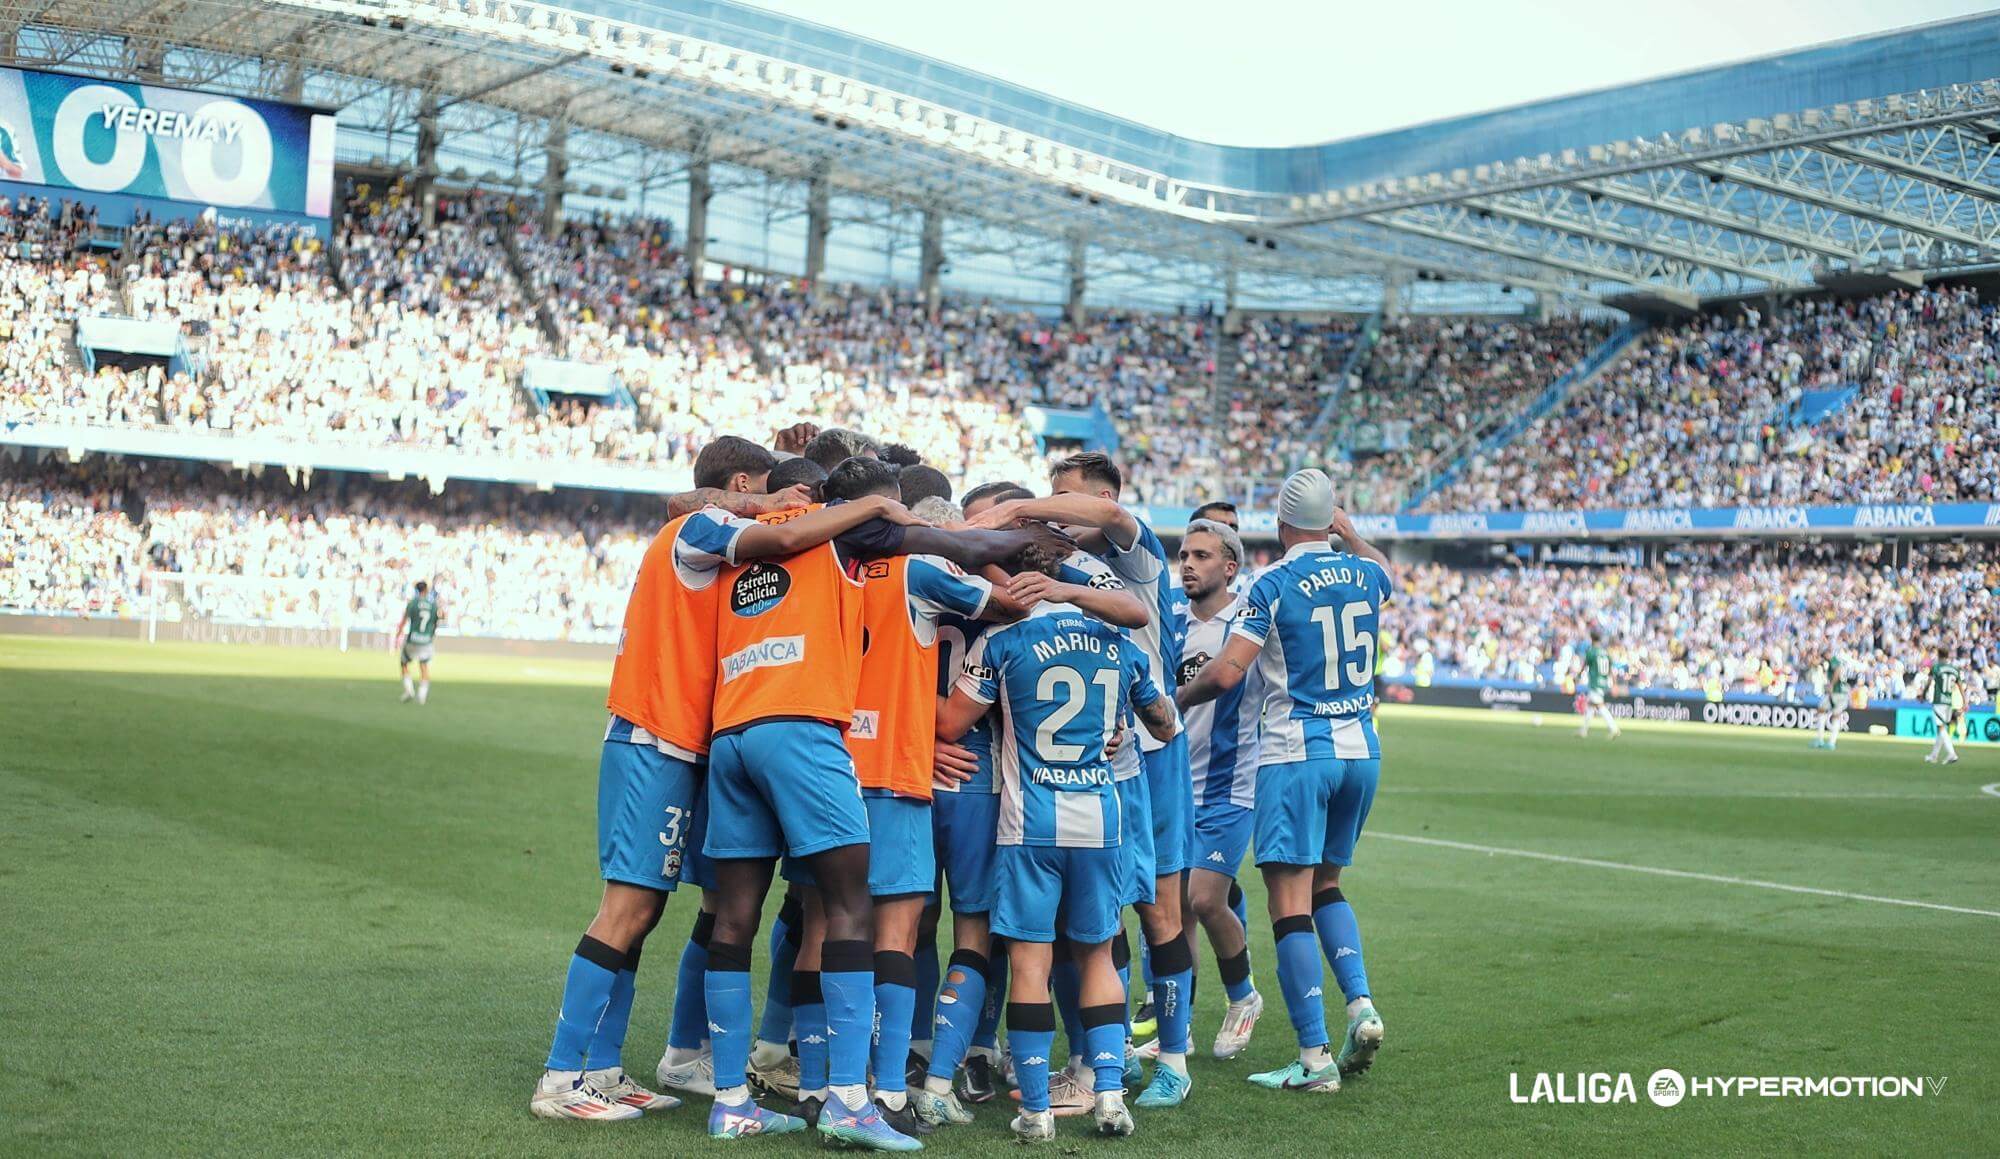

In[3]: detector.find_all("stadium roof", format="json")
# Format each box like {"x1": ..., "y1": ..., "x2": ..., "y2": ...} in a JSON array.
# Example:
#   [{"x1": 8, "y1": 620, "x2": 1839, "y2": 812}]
[{"x1": 9, "y1": 1, "x2": 2000, "y2": 311}]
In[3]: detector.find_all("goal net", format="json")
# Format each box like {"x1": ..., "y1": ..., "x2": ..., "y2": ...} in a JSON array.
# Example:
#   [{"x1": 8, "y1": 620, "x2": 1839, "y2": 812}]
[{"x1": 143, "y1": 572, "x2": 358, "y2": 651}]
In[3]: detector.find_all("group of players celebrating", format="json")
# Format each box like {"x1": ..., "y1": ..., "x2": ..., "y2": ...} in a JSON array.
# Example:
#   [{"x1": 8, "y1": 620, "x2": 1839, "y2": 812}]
[{"x1": 528, "y1": 426, "x2": 1394, "y2": 1148}]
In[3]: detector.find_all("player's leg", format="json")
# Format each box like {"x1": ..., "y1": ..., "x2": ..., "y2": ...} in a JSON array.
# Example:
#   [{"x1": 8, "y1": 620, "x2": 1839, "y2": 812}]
[
  {"x1": 399, "y1": 649, "x2": 414, "y2": 702},
  {"x1": 1576, "y1": 690, "x2": 1591, "y2": 737},
  {"x1": 416, "y1": 657, "x2": 431, "y2": 704},
  {"x1": 1316, "y1": 757, "x2": 1383, "y2": 1078},
  {"x1": 791, "y1": 887, "x2": 830, "y2": 1118},
  {"x1": 1935, "y1": 707, "x2": 1960, "y2": 763},
  {"x1": 858, "y1": 794, "x2": 935, "y2": 1132},
  {"x1": 698, "y1": 729, "x2": 805, "y2": 1137},
  {"x1": 748, "y1": 890, "x2": 803, "y2": 1101},
  {"x1": 535, "y1": 731, "x2": 694, "y2": 1119},
  {"x1": 1600, "y1": 697, "x2": 1620, "y2": 737},
  {"x1": 1247, "y1": 755, "x2": 1340, "y2": 1092},
  {"x1": 1005, "y1": 937, "x2": 1060, "y2": 1142},
  {"x1": 910, "y1": 902, "x2": 941, "y2": 1079},
  {"x1": 917, "y1": 909, "x2": 990, "y2": 1125},
  {"x1": 659, "y1": 896, "x2": 717, "y2": 1094},
  {"x1": 1063, "y1": 846, "x2": 1140, "y2": 1134},
  {"x1": 1192, "y1": 801, "x2": 1261, "y2": 1058},
  {"x1": 805, "y1": 842, "x2": 921, "y2": 1150},
  {"x1": 1132, "y1": 882, "x2": 1195, "y2": 1106}
]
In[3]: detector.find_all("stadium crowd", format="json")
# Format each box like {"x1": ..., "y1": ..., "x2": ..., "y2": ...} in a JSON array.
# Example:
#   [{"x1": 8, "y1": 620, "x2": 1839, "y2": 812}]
[
  {"x1": 1381, "y1": 542, "x2": 1999, "y2": 703},
  {"x1": 1426, "y1": 286, "x2": 2000, "y2": 512}
]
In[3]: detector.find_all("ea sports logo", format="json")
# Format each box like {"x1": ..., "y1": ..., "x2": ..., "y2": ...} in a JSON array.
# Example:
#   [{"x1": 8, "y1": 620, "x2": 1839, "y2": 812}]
[
  {"x1": 730, "y1": 562, "x2": 791, "y2": 616},
  {"x1": 1647, "y1": 1068, "x2": 1686, "y2": 1108}
]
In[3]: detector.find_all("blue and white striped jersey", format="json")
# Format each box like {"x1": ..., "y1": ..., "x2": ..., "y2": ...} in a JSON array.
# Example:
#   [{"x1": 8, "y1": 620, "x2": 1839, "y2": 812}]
[
  {"x1": 959, "y1": 602, "x2": 1164, "y2": 848},
  {"x1": 1230, "y1": 541, "x2": 1393, "y2": 765},
  {"x1": 934, "y1": 612, "x2": 995, "y2": 794},
  {"x1": 1097, "y1": 514, "x2": 1184, "y2": 753},
  {"x1": 1176, "y1": 596, "x2": 1261, "y2": 809},
  {"x1": 1055, "y1": 549, "x2": 1144, "y2": 783}
]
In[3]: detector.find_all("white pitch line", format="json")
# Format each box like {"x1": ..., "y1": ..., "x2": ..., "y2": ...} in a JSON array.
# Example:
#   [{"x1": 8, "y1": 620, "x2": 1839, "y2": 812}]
[
  {"x1": 1983, "y1": 783, "x2": 2000, "y2": 799},
  {"x1": 1372, "y1": 832, "x2": 2000, "y2": 920},
  {"x1": 1377, "y1": 787, "x2": 1976, "y2": 801}
]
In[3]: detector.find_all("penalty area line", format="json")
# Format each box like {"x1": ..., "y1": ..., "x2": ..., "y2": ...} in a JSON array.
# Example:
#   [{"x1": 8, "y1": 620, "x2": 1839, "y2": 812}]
[{"x1": 1372, "y1": 832, "x2": 2000, "y2": 920}]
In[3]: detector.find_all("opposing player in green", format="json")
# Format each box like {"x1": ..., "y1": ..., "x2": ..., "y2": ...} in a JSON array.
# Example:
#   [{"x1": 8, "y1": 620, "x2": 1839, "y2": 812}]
[
  {"x1": 1810, "y1": 651, "x2": 1854, "y2": 751},
  {"x1": 1576, "y1": 634, "x2": 1620, "y2": 740},
  {"x1": 1923, "y1": 650, "x2": 1964, "y2": 766},
  {"x1": 396, "y1": 580, "x2": 442, "y2": 705}
]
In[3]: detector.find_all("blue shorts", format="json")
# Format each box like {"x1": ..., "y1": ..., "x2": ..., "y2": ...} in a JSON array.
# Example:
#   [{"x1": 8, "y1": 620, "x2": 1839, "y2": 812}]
[
  {"x1": 933, "y1": 790, "x2": 1000, "y2": 913},
  {"x1": 784, "y1": 792, "x2": 935, "y2": 897},
  {"x1": 681, "y1": 799, "x2": 715, "y2": 892},
  {"x1": 1191, "y1": 802, "x2": 1254, "y2": 879},
  {"x1": 1143, "y1": 735, "x2": 1193, "y2": 877},
  {"x1": 991, "y1": 844, "x2": 1126, "y2": 944},
  {"x1": 1254, "y1": 758, "x2": 1380, "y2": 868},
  {"x1": 597, "y1": 723, "x2": 702, "y2": 892},
  {"x1": 1115, "y1": 773, "x2": 1155, "y2": 907},
  {"x1": 705, "y1": 720, "x2": 869, "y2": 861}
]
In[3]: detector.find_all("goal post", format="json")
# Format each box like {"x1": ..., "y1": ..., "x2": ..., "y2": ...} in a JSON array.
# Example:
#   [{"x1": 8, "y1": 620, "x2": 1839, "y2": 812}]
[{"x1": 143, "y1": 572, "x2": 358, "y2": 651}]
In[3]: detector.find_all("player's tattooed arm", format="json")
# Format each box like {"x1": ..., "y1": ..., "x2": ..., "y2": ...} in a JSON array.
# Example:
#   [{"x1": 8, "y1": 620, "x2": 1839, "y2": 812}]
[
  {"x1": 1176, "y1": 635, "x2": 1260, "y2": 711},
  {"x1": 935, "y1": 690, "x2": 989, "y2": 744},
  {"x1": 734, "y1": 495, "x2": 920, "y2": 560},
  {"x1": 1005, "y1": 570, "x2": 1149, "y2": 629},
  {"x1": 1135, "y1": 693, "x2": 1179, "y2": 743},
  {"x1": 663, "y1": 484, "x2": 815, "y2": 520}
]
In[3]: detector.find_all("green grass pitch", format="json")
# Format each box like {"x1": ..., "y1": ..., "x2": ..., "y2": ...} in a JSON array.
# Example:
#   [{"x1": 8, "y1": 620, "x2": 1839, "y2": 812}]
[{"x1": 3, "y1": 636, "x2": 1996, "y2": 1156}]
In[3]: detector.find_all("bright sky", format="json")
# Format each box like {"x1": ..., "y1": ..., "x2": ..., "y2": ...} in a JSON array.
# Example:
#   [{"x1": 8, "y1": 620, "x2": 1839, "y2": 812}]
[{"x1": 738, "y1": 0, "x2": 2000, "y2": 147}]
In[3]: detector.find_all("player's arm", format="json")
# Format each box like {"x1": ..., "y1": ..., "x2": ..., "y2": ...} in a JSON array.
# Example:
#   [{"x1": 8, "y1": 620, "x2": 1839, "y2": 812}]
[
  {"x1": 968, "y1": 493, "x2": 1139, "y2": 549},
  {"x1": 1126, "y1": 649, "x2": 1178, "y2": 743},
  {"x1": 899, "y1": 523, "x2": 1075, "y2": 572},
  {"x1": 664, "y1": 483, "x2": 814, "y2": 521},
  {"x1": 1005, "y1": 570, "x2": 1149, "y2": 629},
  {"x1": 1176, "y1": 634, "x2": 1260, "y2": 711},
  {"x1": 734, "y1": 495, "x2": 919, "y2": 560},
  {"x1": 938, "y1": 635, "x2": 1001, "y2": 742},
  {"x1": 393, "y1": 602, "x2": 409, "y2": 646},
  {"x1": 1331, "y1": 508, "x2": 1392, "y2": 571}
]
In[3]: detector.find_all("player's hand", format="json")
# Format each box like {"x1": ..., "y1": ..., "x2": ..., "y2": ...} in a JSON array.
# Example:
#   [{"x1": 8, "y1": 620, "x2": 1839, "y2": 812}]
[
  {"x1": 772, "y1": 422, "x2": 820, "y2": 455},
  {"x1": 1016, "y1": 521, "x2": 1078, "y2": 571},
  {"x1": 870, "y1": 495, "x2": 924, "y2": 526},
  {"x1": 1104, "y1": 724, "x2": 1129, "y2": 762},
  {"x1": 932, "y1": 739, "x2": 980, "y2": 785},
  {"x1": 967, "y1": 498, "x2": 1027, "y2": 530},
  {"x1": 1007, "y1": 571, "x2": 1061, "y2": 607},
  {"x1": 758, "y1": 483, "x2": 814, "y2": 513},
  {"x1": 1329, "y1": 506, "x2": 1357, "y2": 542}
]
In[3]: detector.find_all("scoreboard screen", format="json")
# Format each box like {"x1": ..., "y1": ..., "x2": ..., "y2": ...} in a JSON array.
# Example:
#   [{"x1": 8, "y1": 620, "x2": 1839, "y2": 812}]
[{"x1": 0, "y1": 64, "x2": 335, "y2": 230}]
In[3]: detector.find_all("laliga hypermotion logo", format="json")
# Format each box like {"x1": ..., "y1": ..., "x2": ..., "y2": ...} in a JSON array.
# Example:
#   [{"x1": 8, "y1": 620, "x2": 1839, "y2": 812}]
[{"x1": 1512, "y1": 1066, "x2": 1945, "y2": 1105}]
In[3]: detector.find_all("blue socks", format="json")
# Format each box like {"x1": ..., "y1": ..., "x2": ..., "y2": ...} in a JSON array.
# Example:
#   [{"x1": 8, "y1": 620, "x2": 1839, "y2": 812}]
[
  {"x1": 703, "y1": 940, "x2": 755, "y2": 1091},
  {"x1": 584, "y1": 938, "x2": 643, "y2": 1071},
  {"x1": 1008, "y1": 1002, "x2": 1057, "y2": 1112},
  {"x1": 1051, "y1": 947, "x2": 1084, "y2": 1055},
  {"x1": 871, "y1": 951, "x2": 917, "y2": 1095},
  {"x1": 926, "y1": 949, "x2": 989, "y2": 1082},
  {"x1": 973, "y1": 940, "x2": 1006, "y2": 1052},
  {"x1": 546, "y1": 934, "x2": 624, "y2": 1071},
  {"x1": 1313, "y1": 888, "x2": 1370, "y2": 1004},
  {"x1": 1273, "y1": 915, "x2": 1329, "y2": 1049},
  {"x1": 757, "y1": 905, "x2": 799, "y2": 1046},
  {"x1": 822, "y1": 939, "x2": 876, "y2": 1087},
  {"x1": 1145, "y1": 931, "x2": 1195, "y2": 1055},
  {"x1": 666, "y1": 911, "x2": 713, "y2": 1052},
  {"x1": 1080, "y1": 1005, "x2": 1127, "y2": 1092},
  {"x1": 794, "y1": 971, "x2": 828, "y2": 1094}
]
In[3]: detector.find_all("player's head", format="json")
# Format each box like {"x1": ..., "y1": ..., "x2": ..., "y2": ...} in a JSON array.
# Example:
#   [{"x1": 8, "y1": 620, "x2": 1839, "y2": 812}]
[
  {"x1": 912, "y1": 496, "x2": 963, "y2": 526},
  {"x1": 1050, "y1": 451, "x2": 1122, "y2": 500},
  {"x1": 879, "y1": 442, "x2": 924, "y2": 469},
  {"x1": 899, "y1": 464, "x2": 952, "y2": 509},
  {"x1": 804, "y1": 427, "x2": 878, "y2": 473},
  {"x1": 1274, "y1": 467, "x2": 1335, "y2": 547},
  {"x1": 823, "y1": 456, "x2": 902, "y2": 503},
  {"x1": 692, "y1": 435, "x2": 779, "y2": 493},
  {"x1": 1179, "y1": 519, "x2": 1242, "y2": 601},
  {"x1": 1190, "y1": 500, "x2": 1240, "y2": 530},
  {"x1": 765, "y1": 454, "x2": 829, "y2": 500},
  {"x1": 414, "y1": 580, "x2": 429, "y2": 595},
  {"x1": 962, "y1": 480, "x2": 1031, "y2": 521}
]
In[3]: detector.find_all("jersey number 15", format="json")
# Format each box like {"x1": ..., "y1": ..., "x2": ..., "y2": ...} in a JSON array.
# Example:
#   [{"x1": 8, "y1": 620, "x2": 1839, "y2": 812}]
[{"x1": 1311, "y1": 603, "x2": 1376, "y2": 688}]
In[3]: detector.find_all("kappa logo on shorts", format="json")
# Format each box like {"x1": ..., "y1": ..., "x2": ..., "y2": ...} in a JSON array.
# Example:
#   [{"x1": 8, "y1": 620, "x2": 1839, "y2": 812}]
[
  {"x1": 722, "y1": 636, "x2": 806, "y2": 682},
  {"x1": 729, "y1": 561, "x2": 792, "y2": 616}
]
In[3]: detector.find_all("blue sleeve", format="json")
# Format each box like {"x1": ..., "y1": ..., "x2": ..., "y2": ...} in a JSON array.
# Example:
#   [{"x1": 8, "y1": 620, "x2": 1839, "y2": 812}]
[
  {"x1": 1231, "y1": 572, "x2": 1279, "y2": 647},
  {"x1": 1365, "y1": 557, "x2": 1395, "y2": 605},
  {"x1": 907, "y1": 554, "x2": 992, "y2": 621},
  {"x1": 1126, "y1": 645, "x2": 1163, "y2": 710},
  {"x1": 673, "y1": 508, "x2": 749, "y2": 579},
  {"x1": 1056, "y1": 549, "x2": 1126, "y2": 592},
  {"x1": 957, "y1": 630, "x2": 1002, "y2": 705}
]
